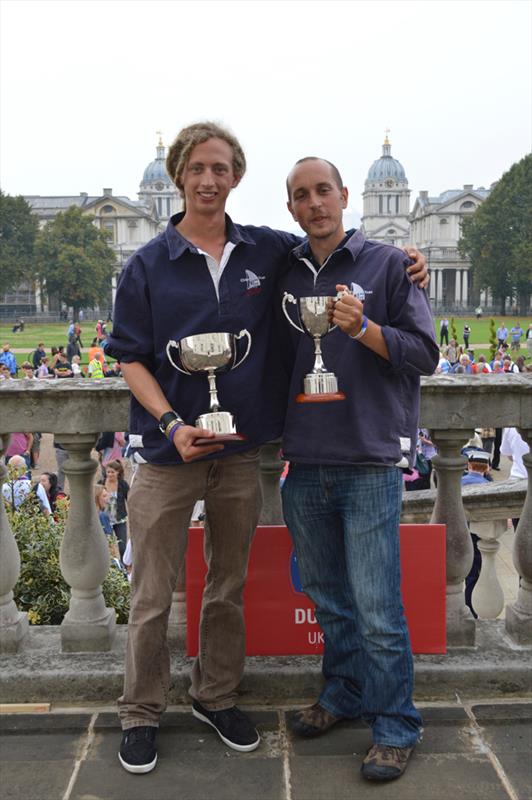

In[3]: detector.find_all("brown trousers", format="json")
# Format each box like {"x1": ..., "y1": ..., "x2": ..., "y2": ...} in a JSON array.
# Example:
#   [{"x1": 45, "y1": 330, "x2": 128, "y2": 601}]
[{"x1": 118, "y1": 449, "x2": 262, "y2": 729}]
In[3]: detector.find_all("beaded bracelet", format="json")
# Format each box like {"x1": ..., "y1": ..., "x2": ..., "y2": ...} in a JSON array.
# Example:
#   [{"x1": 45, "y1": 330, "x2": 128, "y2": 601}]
[{"x1": 165, "y1": 419, "x2": 184, "y2": 441}]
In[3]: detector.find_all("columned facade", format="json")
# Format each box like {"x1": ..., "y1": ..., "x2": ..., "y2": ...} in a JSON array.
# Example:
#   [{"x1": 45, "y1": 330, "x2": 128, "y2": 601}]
[{"x1": 410, "y1": 186, "x2": 491, "y2": 312}]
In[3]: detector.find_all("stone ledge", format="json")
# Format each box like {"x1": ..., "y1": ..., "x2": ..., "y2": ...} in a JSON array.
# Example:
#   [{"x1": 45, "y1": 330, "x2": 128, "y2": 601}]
[
  {"x1": 402, "y1": 479, "x2": 527, "y2": 523},
  {"x1": 1, "y1": 621, "x2": 530, "y2": 706}
]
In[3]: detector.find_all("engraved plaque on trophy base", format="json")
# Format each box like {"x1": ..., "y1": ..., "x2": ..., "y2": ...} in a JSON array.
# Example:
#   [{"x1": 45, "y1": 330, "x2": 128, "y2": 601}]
[
  {"x1": 296, "y1": 372, "x2": 346, "y2": 404},
  {"x1": 193, "y1": 411, "x2": 247, "y2": 445}
]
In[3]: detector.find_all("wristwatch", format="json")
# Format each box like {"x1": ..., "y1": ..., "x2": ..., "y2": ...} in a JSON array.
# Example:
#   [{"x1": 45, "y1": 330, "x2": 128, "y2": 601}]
[{"x1": 158, "y1": 410, "x2": 185, "y2": 437}]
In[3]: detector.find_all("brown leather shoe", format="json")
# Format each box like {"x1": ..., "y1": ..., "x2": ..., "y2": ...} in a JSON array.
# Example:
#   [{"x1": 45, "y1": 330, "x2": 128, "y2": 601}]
[
  {"x1": 289, "y1": 703, "x2": 343, "y2": 738},
  {"x1": 361, "y1": 744, "x2": 414, "y2": 781}
]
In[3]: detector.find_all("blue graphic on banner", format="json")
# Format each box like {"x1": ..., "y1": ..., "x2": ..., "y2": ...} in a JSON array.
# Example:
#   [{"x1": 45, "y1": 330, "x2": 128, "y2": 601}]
[{"x1": 290, "y1": 549, "x2": 304, "y2": 593}]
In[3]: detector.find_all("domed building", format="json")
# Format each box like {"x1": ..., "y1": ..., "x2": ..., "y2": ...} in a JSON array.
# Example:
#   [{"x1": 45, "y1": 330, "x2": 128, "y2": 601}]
[
  {"x1": 361, "y1": 134, "x2": 411, "y2": 247},
  {"x1": 138, "y1": 135, "x2": 182, "y2": 223}
]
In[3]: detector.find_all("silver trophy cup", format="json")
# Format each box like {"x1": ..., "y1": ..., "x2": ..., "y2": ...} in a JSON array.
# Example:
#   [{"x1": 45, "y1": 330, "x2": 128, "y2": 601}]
[
  {"x1": 282, "y1": 293, "x2": 345, "y2": 402},
  {"x1": 166, "y1": 330, "x2": 251, "y2": 440}
]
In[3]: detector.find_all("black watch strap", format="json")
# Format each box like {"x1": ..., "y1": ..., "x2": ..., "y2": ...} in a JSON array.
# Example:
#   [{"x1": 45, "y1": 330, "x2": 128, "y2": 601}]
[{"x1": 158, "y1": 410, "x2": 185, "y2": 434}]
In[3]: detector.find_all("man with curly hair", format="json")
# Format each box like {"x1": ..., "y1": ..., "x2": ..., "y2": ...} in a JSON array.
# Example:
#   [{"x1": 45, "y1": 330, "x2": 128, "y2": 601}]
[{"x1": 107, "y1": 121, "x2": 428, "y2": 774}]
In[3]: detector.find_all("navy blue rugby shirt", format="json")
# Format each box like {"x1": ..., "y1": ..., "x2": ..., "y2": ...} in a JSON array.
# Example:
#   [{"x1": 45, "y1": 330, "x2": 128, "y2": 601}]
[
  {"x1": 106, "y1": 213, "x2": 299, "y2": 465},
  {"x1": 278, "y1": 229, "x2": 439, "y2": 468}
]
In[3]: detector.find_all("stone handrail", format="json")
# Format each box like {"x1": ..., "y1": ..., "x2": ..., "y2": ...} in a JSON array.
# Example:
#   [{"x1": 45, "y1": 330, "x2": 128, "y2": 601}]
[{"x1": 1, "y1": 374, "x2": 531, "y2": 652}]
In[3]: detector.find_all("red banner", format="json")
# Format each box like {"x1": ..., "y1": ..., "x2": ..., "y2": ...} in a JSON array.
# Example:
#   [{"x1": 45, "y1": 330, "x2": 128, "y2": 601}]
[{"x1": 186, "y1": 524, "x2": 446, "y2": 656}]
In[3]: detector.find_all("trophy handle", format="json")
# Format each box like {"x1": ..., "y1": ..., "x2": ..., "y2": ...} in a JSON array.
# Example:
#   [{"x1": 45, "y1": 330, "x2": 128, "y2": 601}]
[
  {"x1": 166, "y1": 340, "x2": 191, "y2": 374},
  {"x1": 233, "y1": 329, "x2": 252, "y2": 370},
  {"x1": 282, "y1": 292, "x2": 305, "y2": 333},
  {"x1": 328, "y1": 289, "x2": 351, "y2": 333}
]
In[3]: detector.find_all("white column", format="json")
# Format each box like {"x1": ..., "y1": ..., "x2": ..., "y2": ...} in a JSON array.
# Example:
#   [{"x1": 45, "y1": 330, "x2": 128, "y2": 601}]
[
  {"x1": 430, "y1": 428, "x2": 476, "y2": 645},
  {"x1": 471, "y1": 520, "x2": 506, "y2": 618},
  {"x1": 506, "y1": 429, "x2": 532, "y2": 643},
  {"x1": 0, "y1": 434, "x2": 29, "y2": 652},
  {"x1": 56, "y1": 433, "x2": 116, "y2": 652},
  {"x1": 462, "y1": 270, "x2": 469, "y2": 308},
  {"x1": 111, "y1": 271, "x2": 118, "y2": 306},
  {"x1": 436, "y1": 269, "x2": 443, "y2": 305},
  {"x1": 429, "y1": 266, "x2": 437, "y2": 304},
  {"x1": 455, "y1": 269, "x2": 462, "y2": 304}
]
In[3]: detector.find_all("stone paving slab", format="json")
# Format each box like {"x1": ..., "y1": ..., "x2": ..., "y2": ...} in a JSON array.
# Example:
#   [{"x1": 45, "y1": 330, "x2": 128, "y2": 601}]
[
  {"x1": 1, "y1": 702, "x2": 531, "y2": 800},
  {"x1": 0, "y1": 712, "x2": 92, "y2": 733},
  {"x1": 290, "y1": 753, "x2": 507, "y2": 800},
  {"x1": 75, "y1": 749, "x2": 284, "y2": 800},
  {"x1": 2, "y1": 761, "x2": 74, "y2": 800}
]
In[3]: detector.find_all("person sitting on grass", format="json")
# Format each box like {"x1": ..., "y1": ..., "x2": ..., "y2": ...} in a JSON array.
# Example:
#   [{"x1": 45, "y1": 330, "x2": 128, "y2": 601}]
[
  {"x1": 32, "y1": 343, "x2": 46, "y2": 370},
  {"x1": 53, "y1": 351, "x2": 73, "y2": 378},
  {"x1": 71, "y1": 354, "x2": 83, "y2": 376},
  {"x1": 20, "y1": 361, "x2": 36, "y2": 379},
  {"x1": 36, "y1": 356, "x2": 52, "y2": 378}
]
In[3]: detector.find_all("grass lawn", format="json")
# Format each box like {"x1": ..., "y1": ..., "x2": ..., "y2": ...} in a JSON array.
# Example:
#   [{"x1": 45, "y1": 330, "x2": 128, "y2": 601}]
[
  {"x1": 1, "y1": 315, "x2": 530, "y2": 366},
  {"x1": 433, "y1": 315, "x2": 530, "y2": 347},
  {"x1": 0, "y1": 322, "x2": 114, "y2": 368}
]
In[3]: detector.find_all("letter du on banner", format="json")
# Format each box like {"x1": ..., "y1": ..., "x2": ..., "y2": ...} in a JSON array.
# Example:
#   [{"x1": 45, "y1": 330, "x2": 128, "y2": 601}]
[{"x1": 186, "y1": 524, "x2": 446, "y2": 656}]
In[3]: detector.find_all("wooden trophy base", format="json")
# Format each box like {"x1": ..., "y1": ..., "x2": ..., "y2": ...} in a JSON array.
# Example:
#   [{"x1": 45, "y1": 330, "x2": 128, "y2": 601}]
[
  {"x1": 296, "y1": 391, "x2": 346, "y2": 403},
  {"x1": 193, "y1": 433, "x2": 247, "y2": 445}
]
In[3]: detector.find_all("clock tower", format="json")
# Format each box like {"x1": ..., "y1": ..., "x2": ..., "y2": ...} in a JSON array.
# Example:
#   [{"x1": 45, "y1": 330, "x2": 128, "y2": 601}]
[
  {"x1": 138, "y1": 133, "x2": 182, "y2": 226},
  {"x1": 361, "y1": 133, "x2": 411, "y2": 247}
]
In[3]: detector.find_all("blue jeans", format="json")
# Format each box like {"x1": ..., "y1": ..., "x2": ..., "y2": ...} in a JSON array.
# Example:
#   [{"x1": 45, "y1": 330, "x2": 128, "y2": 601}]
[{"x1": 282, "y1": 463, "x2": 423, "y2": 748}]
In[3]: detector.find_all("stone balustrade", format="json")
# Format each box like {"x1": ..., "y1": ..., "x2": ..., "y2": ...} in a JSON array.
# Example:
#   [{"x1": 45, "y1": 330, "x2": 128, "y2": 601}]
[{"x1": 0, "y1": 375, "x2": 531, "y2": 654}]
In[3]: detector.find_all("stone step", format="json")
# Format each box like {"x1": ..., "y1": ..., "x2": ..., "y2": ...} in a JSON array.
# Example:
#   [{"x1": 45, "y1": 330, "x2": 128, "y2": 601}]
[{"x1": 1, "y1": 621, "x2": 530, "y2": 705}]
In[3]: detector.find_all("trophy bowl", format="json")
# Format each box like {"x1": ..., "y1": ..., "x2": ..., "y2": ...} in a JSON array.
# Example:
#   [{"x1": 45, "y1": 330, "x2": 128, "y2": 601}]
[
  {"x1": 282, "y1": 293, "x2": 346, "y2": 403},
  {"x1": 166, "y1": 331, "x2": 251, "y2": 441}
]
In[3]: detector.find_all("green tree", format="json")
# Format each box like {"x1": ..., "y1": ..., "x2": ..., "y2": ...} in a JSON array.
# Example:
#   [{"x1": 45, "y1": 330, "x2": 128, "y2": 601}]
[
  {"x1": 450, "y1": 317, "x2": 458, "y2": 343},
  {"x1": 459, "y1": 154, "x2": 532, "y2": 315},
  {"x1": 0, "y1": 191, "x2": 39, "y2": 295},
  {"x1": 36, "y1": 206, "x2": 116, "y2": 320},
  {"x1": 488, "y1": 318, "x2": 498, "y2": 360}
]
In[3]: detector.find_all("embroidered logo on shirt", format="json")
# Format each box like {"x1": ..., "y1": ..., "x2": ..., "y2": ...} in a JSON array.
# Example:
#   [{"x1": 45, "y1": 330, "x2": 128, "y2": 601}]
[
  {"x1": 350, "y1": 282, "x2": 373, "y2": 301},
  {"x1": 240, "y1": 269, "x2": 266, "y2": 295}
]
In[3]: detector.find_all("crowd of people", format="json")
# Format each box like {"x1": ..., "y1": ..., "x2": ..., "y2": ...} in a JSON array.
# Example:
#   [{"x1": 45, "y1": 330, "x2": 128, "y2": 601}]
[
  {"x1": 2, "y1": 431, "x2": 131, "y2": 573},
  {"x1": 0, "y1": 318, "x2": 121, "y2": 382}
]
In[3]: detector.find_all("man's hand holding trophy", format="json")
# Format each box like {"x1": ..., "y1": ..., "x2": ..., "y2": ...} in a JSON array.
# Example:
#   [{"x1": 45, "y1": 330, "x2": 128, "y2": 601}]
[
  {"x1": 282, "y1": 287, "x2": 357, "y2": 403},
  {"x1": 165, "y1": 330, "x2": 251, "y2": 461}
]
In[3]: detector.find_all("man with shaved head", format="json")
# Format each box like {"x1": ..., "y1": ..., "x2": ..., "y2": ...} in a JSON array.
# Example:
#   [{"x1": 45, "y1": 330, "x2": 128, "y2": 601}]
[{"x1": 280, "y1": 156, "x2": 439, "y2": 782}]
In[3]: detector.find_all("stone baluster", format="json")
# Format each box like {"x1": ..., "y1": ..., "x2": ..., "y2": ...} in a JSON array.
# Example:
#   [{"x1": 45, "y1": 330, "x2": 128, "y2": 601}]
[
  {"x1": 259, "y1": 439, "x2": 284, "y2": 525},
  {"x1": 471, "y1": 519, "x2": 507, "y2": 619},
  {"x1": 0, "y1": 434, "x2": 29, "y2": 652},
  {"x1": 55, "y1": 434, "x2": 116, "y2": 652},
  {"x1": 430, "y1": 428, "x2": 476, "y2": 645},
  {"x1": 506, "y1": 428, "x2": 532, "y2": 644}
]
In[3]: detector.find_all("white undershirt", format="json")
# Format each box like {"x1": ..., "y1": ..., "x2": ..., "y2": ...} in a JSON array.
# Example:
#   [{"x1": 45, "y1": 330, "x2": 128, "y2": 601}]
[{"x1": 197, "y1": 242, "x2": 237, "y2": 300}]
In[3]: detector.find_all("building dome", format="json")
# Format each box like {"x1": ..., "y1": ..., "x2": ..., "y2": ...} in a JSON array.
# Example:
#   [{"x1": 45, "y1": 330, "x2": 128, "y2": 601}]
[
  {"x1": 140, "y1": 139, "x2": 173, "y2": 188},
  {"x1": 366, "y1": 138, "x2": 407, "y2": 184}
]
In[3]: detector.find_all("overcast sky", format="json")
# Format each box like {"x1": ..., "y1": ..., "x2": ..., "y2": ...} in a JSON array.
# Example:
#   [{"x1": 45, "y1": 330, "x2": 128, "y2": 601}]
[{"x1": 1, "y1": 0, "x2": 530, "y2": 232}]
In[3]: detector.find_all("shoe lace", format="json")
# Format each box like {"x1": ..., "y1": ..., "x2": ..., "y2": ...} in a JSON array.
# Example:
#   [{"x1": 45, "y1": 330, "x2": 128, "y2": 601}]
[{"x1": 370, "y1": 745, "x2": 407, "y2": 763}]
